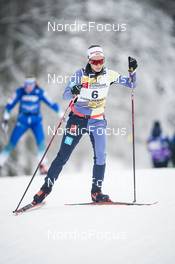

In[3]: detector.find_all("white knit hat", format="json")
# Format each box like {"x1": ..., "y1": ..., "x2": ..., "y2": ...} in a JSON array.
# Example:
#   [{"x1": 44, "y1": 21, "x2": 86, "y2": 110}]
[
  {"x1": 24, "y1": 77, "x2": 36, "y2": 85},
  {"x1": 87, "y1": 46, "x2": 104, "y2": 59}
]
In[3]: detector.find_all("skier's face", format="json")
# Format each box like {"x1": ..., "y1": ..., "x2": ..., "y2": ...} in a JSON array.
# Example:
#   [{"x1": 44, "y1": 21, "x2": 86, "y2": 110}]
[
  {"x1": 89, "y1": 55, "x2": 105, "y2": 72},
  {"x1": 24, "y1": 80, "x2": 36, "y2": 93}
]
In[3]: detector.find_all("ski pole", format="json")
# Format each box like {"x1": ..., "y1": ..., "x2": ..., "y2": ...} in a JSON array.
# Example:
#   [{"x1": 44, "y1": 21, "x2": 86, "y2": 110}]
[
  {"x1": 128, "y1": 56, "x2": 137, "y2": 202},
  {"x1": 13, "y1": 97, "x2": 76, "y2": 212},
  {"x1": 131, "y1": 87, "x2": 136, "y2": 202}
]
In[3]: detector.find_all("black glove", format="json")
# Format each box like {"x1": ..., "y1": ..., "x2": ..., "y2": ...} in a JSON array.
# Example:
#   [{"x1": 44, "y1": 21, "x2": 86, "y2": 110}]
[
  {"x1": 71, "y1": 85, "x2": 82, "y2": 95},
  {"x1": 1, "y1": 119, "x2": 8, "y2": 133},
  {"x1": 128, "y1": 56, "x2": 138, "y2": 72}
]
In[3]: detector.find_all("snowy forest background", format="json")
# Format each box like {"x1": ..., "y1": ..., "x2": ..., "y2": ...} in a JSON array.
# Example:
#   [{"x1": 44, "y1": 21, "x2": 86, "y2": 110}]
[{"x1": 0, "y1": 0, "x2": 175, "y2": 175}]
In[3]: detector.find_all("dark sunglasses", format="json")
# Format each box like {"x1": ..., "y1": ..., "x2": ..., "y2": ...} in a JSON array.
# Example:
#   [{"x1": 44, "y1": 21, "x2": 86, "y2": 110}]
[{"x1": 89, "y1": 59, "x2": 104, "y2": 65}]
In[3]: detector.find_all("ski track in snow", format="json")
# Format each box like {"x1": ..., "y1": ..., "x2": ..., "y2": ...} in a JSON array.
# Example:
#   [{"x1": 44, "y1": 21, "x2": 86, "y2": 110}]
[{"x1": 0, "y1": 168, "x2": 175, "y2": 264}]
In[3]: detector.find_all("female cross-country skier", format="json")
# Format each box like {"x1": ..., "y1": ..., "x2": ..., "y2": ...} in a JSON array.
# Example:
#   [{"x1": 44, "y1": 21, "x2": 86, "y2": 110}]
[
  {"x1": 32, "y1": 45, "x2": 137, "y2": 203},
  {"x1": 0, "y1": 77, "x2": 61, "y2": 174}
]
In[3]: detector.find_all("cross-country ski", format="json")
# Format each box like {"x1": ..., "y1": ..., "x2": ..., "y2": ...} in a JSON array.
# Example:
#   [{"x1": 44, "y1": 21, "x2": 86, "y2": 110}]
[
  {"x1": 65, "y1": 201, "x2": 158, "y2": 206},
  {"x1": 13, "y1": 202, "x2": 46, "y2": 215}
]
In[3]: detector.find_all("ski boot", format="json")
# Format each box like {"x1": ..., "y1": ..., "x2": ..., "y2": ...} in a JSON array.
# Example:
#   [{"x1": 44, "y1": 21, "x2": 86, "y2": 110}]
[
  {"x1": 32, "y1": 190, "x2": 48, "y2": 205},
  {"x1": 32, "y1": 181, "x2": 53, "y2": 205},
  {"x1": 91, "y1": 191, "x2": 112, "y2": 203}
]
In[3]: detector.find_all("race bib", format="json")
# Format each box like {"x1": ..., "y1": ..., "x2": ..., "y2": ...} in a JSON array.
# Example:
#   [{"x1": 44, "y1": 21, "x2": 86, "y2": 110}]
[
  {"x1": 78, "y1": 69, "x2": 119, "y2": 107},
  {"x1": 80, "y1": 86, "x2": 108, "y2": 101}
]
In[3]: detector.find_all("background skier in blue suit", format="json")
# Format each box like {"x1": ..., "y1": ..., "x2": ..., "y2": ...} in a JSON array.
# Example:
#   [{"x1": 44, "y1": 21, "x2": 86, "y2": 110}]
[{"x1": 0, "y1": 77, "x2": 61, "y2": 174}]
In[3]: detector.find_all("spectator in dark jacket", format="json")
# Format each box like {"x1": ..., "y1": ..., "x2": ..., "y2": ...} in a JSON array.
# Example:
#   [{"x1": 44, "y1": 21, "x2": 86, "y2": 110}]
[{"x1": 147, "y1": 121, "x2": 171, "y2": 168}]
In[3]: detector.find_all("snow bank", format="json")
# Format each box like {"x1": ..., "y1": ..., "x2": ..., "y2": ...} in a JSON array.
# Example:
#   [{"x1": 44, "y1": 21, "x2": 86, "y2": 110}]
[{"x1": 0, "y1": 168, "x2": 175, "y2": 264}]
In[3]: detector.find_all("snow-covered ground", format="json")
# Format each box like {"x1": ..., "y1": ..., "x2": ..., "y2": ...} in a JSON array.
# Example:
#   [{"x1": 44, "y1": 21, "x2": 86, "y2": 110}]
[{"x1": 0, "y1": 168, "x2": 175, "y2": 264}]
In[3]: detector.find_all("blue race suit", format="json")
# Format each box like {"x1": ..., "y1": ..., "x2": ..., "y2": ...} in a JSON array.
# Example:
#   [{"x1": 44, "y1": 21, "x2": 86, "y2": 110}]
[
  {"x1": 0, "y1": 85, "x2": 60, "y2": 166},
  {"x1": 40, "y1": 64, "x2": 136, "y2": 195}
]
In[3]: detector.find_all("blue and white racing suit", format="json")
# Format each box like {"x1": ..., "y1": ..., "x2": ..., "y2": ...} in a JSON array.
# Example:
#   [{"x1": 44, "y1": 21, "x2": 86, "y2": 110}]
[{"x1": 0, "y1": 85, "x2": 60, "y2": 166}]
